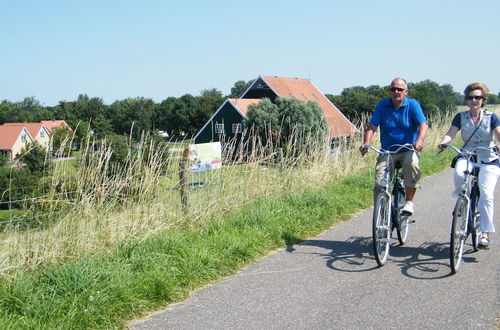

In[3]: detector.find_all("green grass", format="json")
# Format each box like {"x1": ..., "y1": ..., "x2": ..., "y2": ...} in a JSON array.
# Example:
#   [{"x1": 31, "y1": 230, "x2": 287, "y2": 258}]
[
  {"x1": 0, "y1": 210, "x2": 25, "y2": 229},
  {"x1": 0, "y1": 150, "x2": 451, "y2": 329}
]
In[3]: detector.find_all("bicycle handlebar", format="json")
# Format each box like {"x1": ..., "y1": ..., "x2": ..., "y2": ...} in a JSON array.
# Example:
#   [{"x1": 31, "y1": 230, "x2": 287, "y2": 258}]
[
  {"x1": 438, "y1": 143, "x2": 499, "y2": 157},
  {"x1": 362, "y1": 143, "x2": 415, "y2": 156}
]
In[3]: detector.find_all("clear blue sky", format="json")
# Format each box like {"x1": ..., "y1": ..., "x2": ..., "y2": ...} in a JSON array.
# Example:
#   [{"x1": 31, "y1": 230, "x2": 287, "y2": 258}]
[{"x1": 1, "y1": 0, "x2": 499, "y2": 106}]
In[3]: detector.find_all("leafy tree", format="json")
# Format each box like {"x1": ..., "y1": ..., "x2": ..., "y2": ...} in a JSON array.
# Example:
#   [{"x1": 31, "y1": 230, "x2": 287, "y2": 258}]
[
  {"x1": 154, "y1": 97, "x2": 177, "y2": 134},
  {"x1": 488, "y1": 93, "x2": 499, "y2": 105},
  {"x1": 91, "y1": 115, "x2": 114, "y2": 139},
  {"x1": 407, "y1": 82, "x2": 438, "y2": 118},
  {"x1": 245, "y1": 98, "x2": 280, "y2": 138},
  {"x1": 0, "y1": 100, "x2": 13, "y2": 123},
  {"x1": 51, "y1": 127, "x2": 74, "y2": 156},
  {"x1": 108, "y1": 98, "x2": 154, "y2": 138},
  {"x1": 17, "y1": 142, "x2": 50, "y2": 176},
  {"x1": 198, "y1": 90, "x2": 224, "y2": 123},
  {"x1": 244, "y1": 97, "x2": 327, "y2": 156},
  {"x1": 200, "y1": 88, "x2": 223, "y2": 98},
  {"x1": 155, "y1": 92, "x2": 223, "y2": 137},
  {"x1": 328, "y1": 80, "x2": 462, "y2": 123},
  {"x1": 326, "y1": 86, "x2": 382, "y2": 121},
  {"x1": 53, "y1": 94, "x2": 109, "y2": 136},
  {"x1": 0, "y1": 167, "x2": 41, "y2": 210},
  {"x1": 158, "y1": 94, "x2": 202, "y2": 136},
  {"x1": 140, "y1": 135, "x2": 171, "y2": 172},
  {"x1": 107, "y1": 134, "x2": 130, "y2": 170},
  {"x1": 8, "y1": 97, "x2": 50, "y2": 123},
  {"x1": 408, "y1": 80, "x2": 460, "y2": 117},
  {"x1": 71, "y1": 121, "x2": 92, "y2": 148},
  {"x1": 228, "y1": 79, "x2": 254, "y2": 98}
]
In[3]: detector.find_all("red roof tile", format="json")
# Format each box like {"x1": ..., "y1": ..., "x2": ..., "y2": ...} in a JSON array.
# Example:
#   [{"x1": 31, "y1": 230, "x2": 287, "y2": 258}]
[
  {"x1": 260, "y1": 76, "x2": 358, "y2": 138},
  {"x1": 229, "y1": 98, "x2": 261, "y2": 115},
  {"x1": 0, "y1": 125, "x2": 33, "y2": 150},
  {"x1": 3, "y1": 123, "x2": 48, "y2": 138},
  {"x1": 41, "y1": 120, "x2": 70, "y2": 131}
]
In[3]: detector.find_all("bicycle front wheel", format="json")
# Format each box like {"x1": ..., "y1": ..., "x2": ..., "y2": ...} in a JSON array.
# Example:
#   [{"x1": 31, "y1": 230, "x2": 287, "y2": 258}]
[
  {"x1": 394, "y1": 186, "x2": 410, "y2": 245},
  {"x1": 470, "y1": 188, "x2": 481, "y2": 252},
  {"x1": 373, "y1": 193, "x2": 391, "y2": 267},
  {"x1": 450, "y1": 196, "x2": 468, "y2": 274}
]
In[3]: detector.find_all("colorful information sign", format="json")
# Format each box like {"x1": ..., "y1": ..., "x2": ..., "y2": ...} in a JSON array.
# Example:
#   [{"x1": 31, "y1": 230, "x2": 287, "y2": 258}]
[{"x1": 188, "y1": 142, "x2": 222, "y2": 172}]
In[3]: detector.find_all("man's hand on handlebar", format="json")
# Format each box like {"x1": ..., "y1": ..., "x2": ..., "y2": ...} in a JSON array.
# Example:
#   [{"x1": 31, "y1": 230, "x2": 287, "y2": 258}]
[
  {"x1": 359, "y1": 145, "x2": 369, "y2": 156},
  {"x1": 413, "y1": 140, "x2": 424, "y2": 152}
]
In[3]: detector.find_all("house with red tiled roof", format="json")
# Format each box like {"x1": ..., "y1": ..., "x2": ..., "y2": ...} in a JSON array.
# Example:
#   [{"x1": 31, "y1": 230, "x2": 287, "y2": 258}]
[
  {"x1": 193, "y1": 98, "x2": 261, "y2": 143},
  {"x1": 3, "y1": 123, "x2": 51, "y2": 150},
  {"x1": 41, "y1": 120, "x2": 71, "y2": 132},
  {"x1": 194, "y1": 75, "x2": 358, "y2": 145},
  {"x1": 242, "y1": 75, "x2": 358, "y2": 139},
  {"x1": 0, "y1": 125, "x2": 35, "y2": 161}
]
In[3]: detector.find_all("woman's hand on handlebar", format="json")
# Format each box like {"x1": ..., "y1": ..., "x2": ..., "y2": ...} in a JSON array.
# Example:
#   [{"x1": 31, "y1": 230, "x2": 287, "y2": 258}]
[{"x1": 437, "y1": 144, "x2": 447, "y2": 152}]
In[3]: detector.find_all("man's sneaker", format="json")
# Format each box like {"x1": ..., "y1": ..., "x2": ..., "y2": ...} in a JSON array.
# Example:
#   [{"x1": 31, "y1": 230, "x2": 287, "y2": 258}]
[
  {"x1": 479, "y1": 236, "x2": 490, "y2": 249},
  {"x1": 401, "y1": 201, "x2": 414, "y2": 216}
]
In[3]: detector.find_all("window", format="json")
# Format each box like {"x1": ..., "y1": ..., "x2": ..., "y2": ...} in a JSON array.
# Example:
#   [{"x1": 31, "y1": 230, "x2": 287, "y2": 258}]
[
  {"x1": 40, "y1": 130, "x2": 45, "y2": 137},
  {"x1": 21, "y1": 133, "x2": 27, "y2": 142},
  {"x1": 232, "y1": 123, "x2": 242, "y2": 133},
  {"x1": 215, "y1": 123, "x2": 224, "y2": 133}
]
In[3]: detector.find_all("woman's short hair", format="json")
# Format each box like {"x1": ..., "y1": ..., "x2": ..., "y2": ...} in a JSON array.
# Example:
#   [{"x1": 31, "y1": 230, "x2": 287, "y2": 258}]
[{"x1": 464, "y1": 82, "x2": 489, "y2": 107}]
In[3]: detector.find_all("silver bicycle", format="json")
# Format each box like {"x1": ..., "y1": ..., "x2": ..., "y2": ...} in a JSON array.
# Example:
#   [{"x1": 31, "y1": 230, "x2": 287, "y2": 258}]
[
  {"x1": 363, "y1": 144, "x2": 415, "y2": 267},
  {"x1": 439, "y1": 144, "x2": 495, "y2": 274}
]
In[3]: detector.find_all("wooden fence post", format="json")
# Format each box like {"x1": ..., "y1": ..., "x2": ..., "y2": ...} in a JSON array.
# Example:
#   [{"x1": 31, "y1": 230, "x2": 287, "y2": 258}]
[
  {"x1": 278, "y1": 147, "x2": 284, "y2": 172},
  {"x1": 179, "y1": 147, "x2": 189, "y2": 213}
]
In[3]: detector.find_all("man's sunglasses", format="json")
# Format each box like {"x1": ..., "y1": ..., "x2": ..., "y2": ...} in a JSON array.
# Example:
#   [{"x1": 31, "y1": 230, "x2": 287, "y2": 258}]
[
  {"x1": 390, "y1": 87, "x2": 405, "y2": 92},
  {"x1": 467, "y1": 95, "x2": 483, "y2": 101}
]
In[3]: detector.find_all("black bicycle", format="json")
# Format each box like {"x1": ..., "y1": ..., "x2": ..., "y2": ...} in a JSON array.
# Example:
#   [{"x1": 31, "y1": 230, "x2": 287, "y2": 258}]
[
  {"x1": 363, "y1": 144, "x2": 415, "y2": 267},
  {"x1": 438, "y1": 144, "x2": 493, "y2": 273}
]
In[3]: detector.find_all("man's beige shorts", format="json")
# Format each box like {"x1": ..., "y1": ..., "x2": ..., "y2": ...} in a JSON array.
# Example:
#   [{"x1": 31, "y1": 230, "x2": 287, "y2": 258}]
[{"x1": 374, "y1": 151, "x2": 421, "y2": 190}]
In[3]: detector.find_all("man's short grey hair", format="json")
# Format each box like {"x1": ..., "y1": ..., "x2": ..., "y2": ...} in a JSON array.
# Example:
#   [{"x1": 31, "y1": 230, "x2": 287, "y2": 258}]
[{"x1": 391, "y1": 77, "x2": 408, "y2": 87}]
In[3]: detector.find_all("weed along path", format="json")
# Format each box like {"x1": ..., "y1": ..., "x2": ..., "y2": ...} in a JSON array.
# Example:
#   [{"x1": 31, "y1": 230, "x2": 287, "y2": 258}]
[{"x1": 130, "y1": 169, "x2": 499, "y2": 329}]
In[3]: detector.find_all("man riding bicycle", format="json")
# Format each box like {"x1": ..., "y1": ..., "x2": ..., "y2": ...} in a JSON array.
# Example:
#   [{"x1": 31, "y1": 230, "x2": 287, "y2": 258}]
[{"x1": 360, "y1": 77, "x2": 428, "y2": 216}]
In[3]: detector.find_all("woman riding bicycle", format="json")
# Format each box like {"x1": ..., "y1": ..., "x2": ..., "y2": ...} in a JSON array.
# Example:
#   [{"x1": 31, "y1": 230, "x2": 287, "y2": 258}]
[{"x1": 438, "y1": 82, "x2": 500, "y2": 248}]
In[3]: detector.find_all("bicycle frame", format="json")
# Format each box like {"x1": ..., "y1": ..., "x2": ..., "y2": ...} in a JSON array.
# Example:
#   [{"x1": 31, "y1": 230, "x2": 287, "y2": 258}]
[
  {"x1": 381, "y1": 163, "x2": 407, "y2": 231},
  {"x1": 439, "y1": 144, "x2": 494, "y2": 273},
  {"x1": 364, "y1": 143, "x2": 415, "y2": 266}
]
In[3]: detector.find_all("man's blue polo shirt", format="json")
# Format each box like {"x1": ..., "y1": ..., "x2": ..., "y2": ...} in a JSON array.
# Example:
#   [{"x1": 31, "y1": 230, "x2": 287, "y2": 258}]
[{"x1": 369, "y1": 97, "x2": 426, "y2": 152}]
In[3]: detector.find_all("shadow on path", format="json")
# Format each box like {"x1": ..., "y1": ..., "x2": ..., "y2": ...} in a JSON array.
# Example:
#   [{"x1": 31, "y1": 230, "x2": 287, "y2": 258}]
[{"x1": 286, "y1": 235, "x2": 481, "y2": 280}]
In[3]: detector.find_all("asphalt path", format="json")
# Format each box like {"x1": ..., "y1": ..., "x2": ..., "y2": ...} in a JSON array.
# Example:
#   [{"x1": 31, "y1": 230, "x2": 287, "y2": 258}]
[{"x1": 130, "y1": 168, "x2": 499, "y2": 329}]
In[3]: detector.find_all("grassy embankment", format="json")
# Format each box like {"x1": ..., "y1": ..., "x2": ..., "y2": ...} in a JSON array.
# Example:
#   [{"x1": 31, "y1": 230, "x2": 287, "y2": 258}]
[{"x1": 0, "y1": 114, "x2": 456, "y2": 329}]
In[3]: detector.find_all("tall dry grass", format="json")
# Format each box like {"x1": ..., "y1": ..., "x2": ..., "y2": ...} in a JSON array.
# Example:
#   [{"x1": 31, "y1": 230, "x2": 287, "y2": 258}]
[{"x1": 0, "y1": 111, "x2": 456, "y2": 274}]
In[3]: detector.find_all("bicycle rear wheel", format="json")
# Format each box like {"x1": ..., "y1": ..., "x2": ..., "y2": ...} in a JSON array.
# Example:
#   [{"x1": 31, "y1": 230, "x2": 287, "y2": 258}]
[
  {"x1": 373, "y1": 193, "x2": 391, "y2": 266},
  {"x1": 450, "y1": 196, "x2": 468, "y2": 274},
  {"x1": 470, "y1": 187, "x2": 481, "y2": 252},
  {"x1": 394, "y1": 185, "x2": 410, "y2": 244}
]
